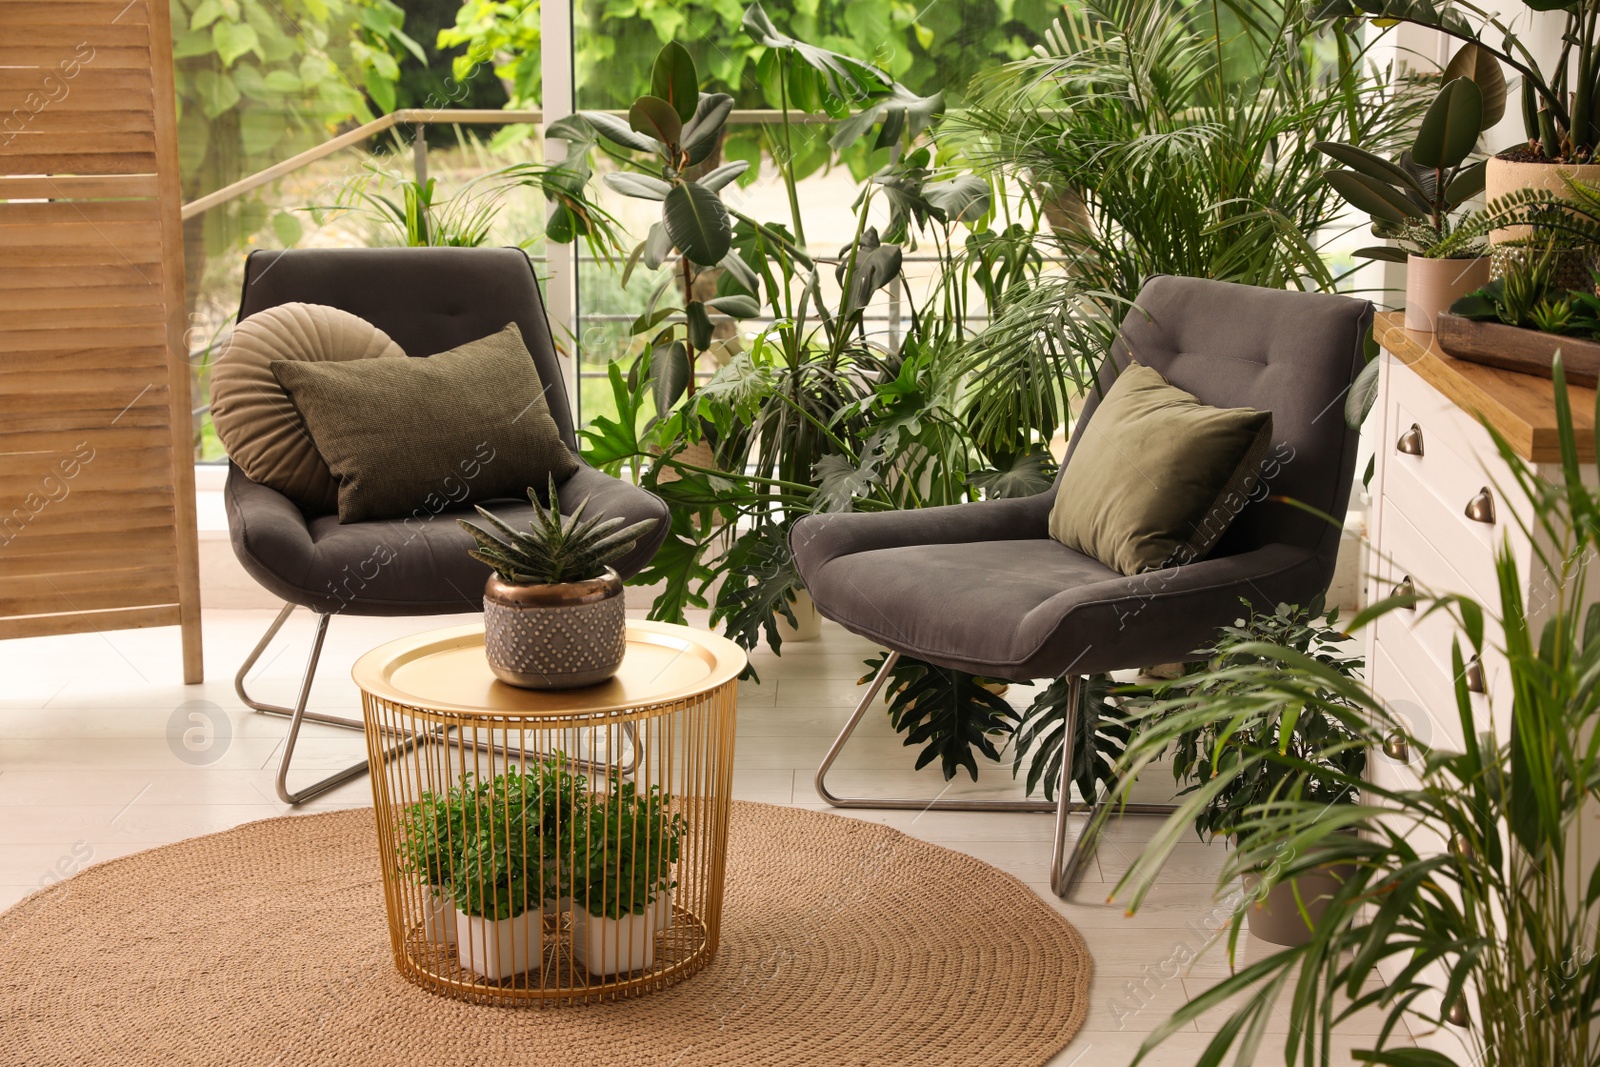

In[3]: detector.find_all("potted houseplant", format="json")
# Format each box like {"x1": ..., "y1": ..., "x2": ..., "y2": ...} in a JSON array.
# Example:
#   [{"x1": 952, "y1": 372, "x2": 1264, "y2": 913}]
[
  {"x1": 1136, "y1": 598, "x2": 1366, "y2": 946},
  {"x1": 1317, "y1": 0, "x2": 1600, "y2": 221},
  {"x1": 459, "y1": 475, "x2": 654, "y2": 689},
  {"x1": 443, "y1": 766, "x2": 546, "y2": 981},
  {"x1": 1106, "y1": 362, "x2": 1600, "y2": 1064},
  {"x1": 397, "y1": 789, "x2": 464, "y2": 946},
  {"x1": 570, "y1": 777, "x2": 687, "y2": 976},
  {"x1": 1318, "y1": 69, "x2": 1493, "y2": 330},
  {"x1": 1438, "y1": 243, "x2": 1600, "y2": 383}
]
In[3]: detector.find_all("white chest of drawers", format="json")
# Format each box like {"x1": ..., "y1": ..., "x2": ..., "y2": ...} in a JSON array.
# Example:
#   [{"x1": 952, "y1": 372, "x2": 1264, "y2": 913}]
[{"x1": 1364, "y1": 313, "x2": 1599, "y2": 1057}]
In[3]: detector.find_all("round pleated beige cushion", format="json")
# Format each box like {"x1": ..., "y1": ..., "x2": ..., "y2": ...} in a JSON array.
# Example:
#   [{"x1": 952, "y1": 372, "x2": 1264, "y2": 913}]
[{"x1": 211, "y1": 303, "x2": 405, "y2": 514}]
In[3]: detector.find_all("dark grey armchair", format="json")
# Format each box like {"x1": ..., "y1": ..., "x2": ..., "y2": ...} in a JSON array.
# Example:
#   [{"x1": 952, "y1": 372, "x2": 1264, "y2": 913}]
[
  {"x1": 226, "y1": 247, "x2": 669, "y2": 804},
  {"x1": 790, "y1": 275, "x2": 1373, "y2": 895}
]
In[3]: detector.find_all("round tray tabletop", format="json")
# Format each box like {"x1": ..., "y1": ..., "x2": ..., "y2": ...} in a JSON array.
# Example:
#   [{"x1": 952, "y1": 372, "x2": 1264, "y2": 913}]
[{"x1": 351, "y1": 619, "x2": 747, "y2": 718}]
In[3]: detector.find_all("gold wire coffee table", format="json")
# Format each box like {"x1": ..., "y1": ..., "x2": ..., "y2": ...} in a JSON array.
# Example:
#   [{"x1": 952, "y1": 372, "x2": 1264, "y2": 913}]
[{"x1": 352, "y1": 620, "x2": 745, "y2": 1004}]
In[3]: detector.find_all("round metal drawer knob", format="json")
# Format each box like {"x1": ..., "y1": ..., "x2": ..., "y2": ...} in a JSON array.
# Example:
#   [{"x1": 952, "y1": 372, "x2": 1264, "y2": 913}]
[
  {"x1": 1393, "y1": 575, "x2": 1416, "y2": 608},
  {"x1": 1465, "y1": 488, "x2": 1495, "y2": 524},
  {"x1": 1382, "y1": 732, "x2": 1411, "y2": 761},
  {"x1": 1396, "y1": 423, "x2": 1424, "y2": 455},
  {"x1": 1446, "y1": 998, "x2": 1471, "y2": 1027},
  {"x1": 1464, "y1": 655, "x2": 1486, "y2": 694}
]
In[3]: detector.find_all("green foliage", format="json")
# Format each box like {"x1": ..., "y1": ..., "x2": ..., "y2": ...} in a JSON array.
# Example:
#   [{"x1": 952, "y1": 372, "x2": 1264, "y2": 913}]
[
  {"x1": 571, "y1": 778, "x2": 687, "y2": 919},
  {"x1": 1318, "y1": 52, "x2": 1497, "y2": 260},
  {"x1": 400, "y1": 757, "x2": 587, "y2": 920},
  {"x1": 1137, "y1": 598, "x2": 1366, "y2": 844},
  {"x1": 950, "y1": 0, "x2": 1427, "y2": 448},
  {"x1": 171, "y1": 0, "x2": 420, "y2": 254},
  {"x1": 864, "y1": 652, "x2": 1020, "y2": 782},
  {"x1": 1315, "y1": 0, "x2": 1600, "y2": 162},
  {"x1": 305, "y1": 158, "x2": 621, "y2": 257},
  {"x1": 1012, "y1": 673, "x2": 1133, "y2": 804},
  {"x1": 1450, "y1": 243, "x2": 1600, "y2": 340},
  {"x1": 1108, "y1": 361, "x2": 1600, "y2": 1065},
  {"x1": 459, "y1": 475, "x2": 657, "y2": 585}
]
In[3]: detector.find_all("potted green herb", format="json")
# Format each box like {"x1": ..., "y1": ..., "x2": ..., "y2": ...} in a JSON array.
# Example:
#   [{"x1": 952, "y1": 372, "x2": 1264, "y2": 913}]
[
  {"x1": 443, "y1": 767, "x2": 546, "y2": 981},
  {"x1": 397, "y1": 789, "x2": 465, "y2": 947},
  {"x1": 1139, "y1": 599, "x2": 1366, "y2": 946},
  {"x1": 570, "y1": 777, "x2": 687, "y2": 976},
  {"x1": 1440, "y1": 244, "x2": 1600, "y2": 383},
  {"x1": 459, "y1": 475, "x2": 655, "y2": 690},
  {"x1": 1318, "y1": 65, "x2": 1495, "y2": 331}
]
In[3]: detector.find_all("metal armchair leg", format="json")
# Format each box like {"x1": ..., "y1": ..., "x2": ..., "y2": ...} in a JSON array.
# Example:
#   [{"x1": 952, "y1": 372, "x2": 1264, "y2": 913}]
[
  {"x1": 815, "y1": 657, "x2": 1175, "y2": 898},
  {"x1": 238, "y1": 603, "x2": 414, "y2": 805}
]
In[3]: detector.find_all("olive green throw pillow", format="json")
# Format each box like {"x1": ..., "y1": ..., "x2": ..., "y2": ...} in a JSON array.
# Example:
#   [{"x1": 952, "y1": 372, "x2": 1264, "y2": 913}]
[
  {"x1": 1049, "y1": 363, "x2": 1272, "y2": 575},
  {"x1": 271, "y1": 323, "x2": 578, "y2": 524}
]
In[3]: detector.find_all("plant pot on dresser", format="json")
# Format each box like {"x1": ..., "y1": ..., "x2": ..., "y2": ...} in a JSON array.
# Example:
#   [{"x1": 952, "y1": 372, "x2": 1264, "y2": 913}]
[{"x1": 1366, "y1": 312, "x2": 1600, "y2": 1060}]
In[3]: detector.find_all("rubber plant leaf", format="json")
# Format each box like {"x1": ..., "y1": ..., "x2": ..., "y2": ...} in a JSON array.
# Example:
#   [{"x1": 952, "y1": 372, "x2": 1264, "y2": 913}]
[
  {"x1": 651, "y1": 42, "x2": 701, "y2": 123},
  {"x1": 1412, "y1": 77, "x2": 1484, "y2": 169},
  {"x1": 663, "y1": 182, "x2": 733, "y2": 266}
]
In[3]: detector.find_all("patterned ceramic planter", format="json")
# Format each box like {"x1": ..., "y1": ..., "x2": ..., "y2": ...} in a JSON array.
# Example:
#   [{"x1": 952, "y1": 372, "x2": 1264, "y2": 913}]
[{"x1": 482, "y1": 571, "x2": 626, "y2": 689}]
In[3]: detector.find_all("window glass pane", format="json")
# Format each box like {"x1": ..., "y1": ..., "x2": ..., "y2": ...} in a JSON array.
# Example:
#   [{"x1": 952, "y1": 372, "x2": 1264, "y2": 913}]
[{"x1": 171, "y1": 0, "x2": 520, "y2": 460}]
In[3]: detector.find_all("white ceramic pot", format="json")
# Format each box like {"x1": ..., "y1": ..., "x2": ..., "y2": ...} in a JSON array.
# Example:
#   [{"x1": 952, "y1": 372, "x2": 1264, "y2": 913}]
[
  {"x1": 1405, "y1": 255, "x2": 1490, "y2": 333},
  {"x1": 453, "y1": 907, "x2": 542, "y2": 980},
  {"x1": 421, "y1": 888, "x2": 457, "y2": 946},
  {"x1": 571, "y1": 896, "x2": 670, "y2": 976},
  {"x1": 774, "y1": 587, "x2": 822, "y2": 643},
  {"x1": 1485, "y1": 155, "x2": 1600, "y2": 244}
]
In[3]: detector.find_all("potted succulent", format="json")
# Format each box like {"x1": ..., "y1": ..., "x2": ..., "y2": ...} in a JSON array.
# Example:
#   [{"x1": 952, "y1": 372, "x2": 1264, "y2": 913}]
[
  {"x1": 1134, "y1": 598, "x2": 1366, "y2": 946},
  {"x1": 1439, "y1": 244, "x2": 1600, "y2": 383},
  {"x1": 570, "y1": 777, "x2": 687, "y2": 976},
  {"x1": 459, "y1": 475, "x2": 654, "y2": 690},
  {"x1": 1318, "y1": 69, "x2": 1493, "y2": 331}
]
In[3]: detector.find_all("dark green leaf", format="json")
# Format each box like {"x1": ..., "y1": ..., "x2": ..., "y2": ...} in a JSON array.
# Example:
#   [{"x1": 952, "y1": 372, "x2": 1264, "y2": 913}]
[
  {"x1": 1442, "y1": 43, "x2": 1506, "y2": 129},
  {"x1": 1325, "y1": 170, "x2": 1428, "y2": 224},
  {"x1": 602, "y1": 172, "x2": 671, "y2": 201},
  {"x1": 682, "y1": 93, "x2": 734, "y2": 165},
  {"x1": 1413, "y1": 78, "x2": 1483, "y2": 169},
  {"x1": 663, "y1": 182, "x2": 733, "y2": 266},
  {"x1": 650, "y1": 341, "x2": 691, "y2": 412},
  {"x1": 1352, "y1": 245, "x2": 1411, "y2": 263},
  {"x1": 578, "y1": 110, "x2": 662, "y2": 154},
  {"x1": 1314, "y1": 141, "x2": 1428, "y2": 199},
  {"x1": 629, "y1": 96, "x2": 683, "y2": 147},
  {"x1": 968, "y1": 449, "x2": 1056, "y2": 498},
  {"x1": 1444, "y1": 160, "x2": 1487, "y2": 205},
  {"x1": 699, "y1": 161, "x2": 749, "y2": 192},
  {"x1": 651, "y1": 42, "x2": 700, "y2": 123},
  {"x1": 707, "y1": 294, "x2": 760, "y2": 317},
  {"x1": 685, "y1": 301, "x2": 714, "y2": 351}
]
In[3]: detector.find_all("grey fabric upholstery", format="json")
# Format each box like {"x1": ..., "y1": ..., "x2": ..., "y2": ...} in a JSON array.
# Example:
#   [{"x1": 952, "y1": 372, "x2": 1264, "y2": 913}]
[
  {"x1": 791, "y1": 276, "x2": 1372, "y2": 681},
  {"x1": 226, "y1": 248, "x2": 669, "y2": 616}
]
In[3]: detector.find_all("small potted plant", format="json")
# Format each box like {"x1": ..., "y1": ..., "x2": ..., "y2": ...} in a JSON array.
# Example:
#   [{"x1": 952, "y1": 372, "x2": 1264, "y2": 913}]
[
  {"x1": 1318, "y1": 70, "x2": 1494, "y2": 331},
  {"x1": 1135, "y1": 598, "x2": 1366, "y2": 946},
  {"x1": 570, "y1": 777, "x2": 687, "y2": 976},
  {"x1": 459, "y1": 475, "x2": 655, "y2": 690},
  {"x1": 444, "y1": 766, "x2": 547, "y2": 980},
  {"x1": 397, "y1": 789, "x2": 464, "y2": 946}
]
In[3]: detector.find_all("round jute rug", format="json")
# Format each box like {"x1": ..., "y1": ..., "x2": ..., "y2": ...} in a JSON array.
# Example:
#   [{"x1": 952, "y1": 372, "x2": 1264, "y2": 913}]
[{"x1": 0, "y1": 803, "x2": 1090, "y2": 1066}]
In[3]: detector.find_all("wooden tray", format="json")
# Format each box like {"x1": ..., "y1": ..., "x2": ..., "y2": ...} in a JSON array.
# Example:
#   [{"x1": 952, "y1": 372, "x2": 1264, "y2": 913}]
[{"x1": 1436, "y1": 313, "x2": 1600, "y2": 387}]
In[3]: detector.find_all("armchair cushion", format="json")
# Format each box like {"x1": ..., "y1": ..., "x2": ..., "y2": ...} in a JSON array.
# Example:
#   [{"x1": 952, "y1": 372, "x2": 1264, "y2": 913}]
[
  {"x1": 1047, "y1": 362, "x2": 1273, "y2": 575},
  {"x1": 271, "y1": 323, "x2": 577, "y2": 524},
  {"x1": 210, "y1": 302, "x2": 405, "y2": 515}
]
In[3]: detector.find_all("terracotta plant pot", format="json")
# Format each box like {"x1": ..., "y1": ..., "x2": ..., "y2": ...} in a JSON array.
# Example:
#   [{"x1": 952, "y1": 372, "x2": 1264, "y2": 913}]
[
  {"x1": 1405, "y1": 255, "x2": 1489, "y2": 333},
  {"x1": 1485, "y1": 155, "x2": 1600, "y2": 245},
  {"x1": 482, "y1": 570, "x2": 626, "y2": 690}
]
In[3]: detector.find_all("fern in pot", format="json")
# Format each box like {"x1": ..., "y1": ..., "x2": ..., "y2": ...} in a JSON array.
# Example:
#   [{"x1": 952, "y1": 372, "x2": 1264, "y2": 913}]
[{"x1": 460, "y1": 476, "x2": 654, "y2": 689}]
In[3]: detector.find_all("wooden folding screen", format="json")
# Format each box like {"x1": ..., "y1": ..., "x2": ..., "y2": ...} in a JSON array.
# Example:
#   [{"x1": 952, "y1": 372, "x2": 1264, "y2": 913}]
[{"x1": 0, "y1": 0, "x2": 203, "y2": 682}]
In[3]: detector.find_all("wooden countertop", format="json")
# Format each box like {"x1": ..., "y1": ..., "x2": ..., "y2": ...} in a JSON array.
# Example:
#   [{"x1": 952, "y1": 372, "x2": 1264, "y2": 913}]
[{"x1": 1376, "y1": 310, "x2": 1596, "y2": 463}]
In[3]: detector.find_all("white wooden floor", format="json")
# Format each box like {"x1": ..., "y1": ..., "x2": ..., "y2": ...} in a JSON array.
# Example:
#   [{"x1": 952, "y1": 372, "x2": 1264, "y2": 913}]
[{"x1": 0, "y1": 609, "x2": 1408, "y2": 1065}]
